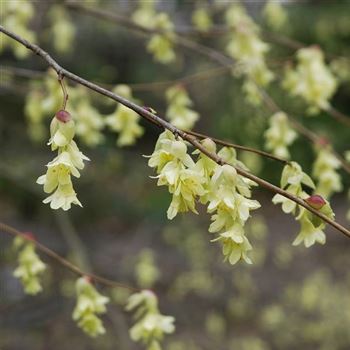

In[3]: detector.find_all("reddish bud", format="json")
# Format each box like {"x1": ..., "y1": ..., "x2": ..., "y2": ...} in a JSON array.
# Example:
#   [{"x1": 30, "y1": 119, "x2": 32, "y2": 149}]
[
  {"x1": 84, "y1": 275, "x2": 92, "y2": 283},
  {"x1": 316, "y1": 137, "x2": 329, "y2": 147},
  {"x1": 175, "y1": 83, "x2": 185, "y2": 90},
  {"x1": 55, "y1": 110, "x2": 71, "y2": 123},
  {"x1": 22, "y1": 232, "x2": 36, "y2": 241},
  {"x1": 305, "y1": 195, "x2": 326, "y2": 210}
]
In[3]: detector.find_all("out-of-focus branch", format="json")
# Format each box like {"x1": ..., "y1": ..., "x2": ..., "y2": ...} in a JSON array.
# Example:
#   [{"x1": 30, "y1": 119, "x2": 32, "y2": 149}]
[
  {"x1": 0, "y1": 65, "x2": 228, "y2": 92},
  {"x1": 1, "y1": 25, "x2": 349, "y2": 238},
  {"x1": 0, "y1": 221, "x2": 139, "y2": 291},
  {"x1": 186, "y1": 130, "x2": 289, "y2": 164}
]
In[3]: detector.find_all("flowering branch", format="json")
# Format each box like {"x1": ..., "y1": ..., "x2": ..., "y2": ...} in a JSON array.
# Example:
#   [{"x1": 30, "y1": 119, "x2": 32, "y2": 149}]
[
  {"x1": 63, "y1": 2, "x2": 350, "y2": 175},
  {"x1": 0, "y1": 221, "x2": 139, "y2": 291},
  {"x1": 1, "y1": 25, "x2": 349, "y2": 239}
]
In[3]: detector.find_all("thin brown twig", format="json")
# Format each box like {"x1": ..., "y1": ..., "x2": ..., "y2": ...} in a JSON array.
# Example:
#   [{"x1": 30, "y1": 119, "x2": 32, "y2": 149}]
[
  {"x1": 186, "y1": 129, "x2": 289, "y2": 164},
  {"x1": 1, "y1": 25, "x2": 349, "y2": 239},
  {"x1": 0, "y1": 221, "x2": 139, "y2": 292}
]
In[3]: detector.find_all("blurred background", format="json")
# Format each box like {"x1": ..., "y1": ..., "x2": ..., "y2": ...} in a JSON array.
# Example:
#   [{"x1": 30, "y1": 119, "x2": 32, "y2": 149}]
[{"x1": 1, "y1": 0, "x2": 350, "y2": 349}]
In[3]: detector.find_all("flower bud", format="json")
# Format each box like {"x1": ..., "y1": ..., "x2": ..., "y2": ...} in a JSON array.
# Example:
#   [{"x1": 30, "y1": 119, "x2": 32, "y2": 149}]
[
  {"x1": 22, "y1": 232, "x2": 35, "y2": 241},
  {"x1": 56, "y1": 109, "x2": 71, "y2": 123},
  {"x1": 201, "y1": 138, "x2": 217, "y2": 153},
  {"x1": 305, "y1": 195, "x2": 326, "y2": 210}
]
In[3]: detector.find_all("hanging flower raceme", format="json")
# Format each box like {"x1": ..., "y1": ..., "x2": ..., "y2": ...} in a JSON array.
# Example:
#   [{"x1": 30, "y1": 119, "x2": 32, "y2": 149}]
[
  {"x1": 192, "y1": 7, "x2": 213, "y2": 32},
  {"x1": 105, "y1": 85, "x2": 144, "y2": 146},
  {"x1": 225, "y1": 3, "x2": 273, "y2": 105},
  {"x1": 273, "y1": 163, "x2": 334, "y2": 247},
  {"x1": 48, "y1": 5, "x2": 76, "y2": 54},
  {"x1": 263, "y1": 0, "x2": 288, "y2": 31},
  {"x1": 126, "y1": 290, "x2": 175, "y2": 350},
  {"x1": 146, "y1": 13, "x2": 176, "y2": 64},
  {"x1": 147, "y1": 131, "x2": 206, "y2": 220},
  {"x1": 204, "y1": 147, "x2": 260, "y2": 265},
  {"x1": 283, "y1": 46, "x2": 338, "y2": 114},
  {"x1": 37, "y1": 109, "x2": 89, "y2": 210},
  {"x1": 132, "y1": 0, "x2": 158, "y2": 28},
  {"x1": 264, "y1": 112, "x2": 297, "y2": 159},
  {"x1": 133, "y1": 1, "x2": 176, "y2": 65},
  {"x1": 147, "y1": 134, "x2": 260, "y2": 265},
  {"x1": 272, "y1": 162, "x2": 315, "y2": 214},
  {"x1": 165, "y1": 85, "x2": 199, "y2": 130},
  {"x1": 312, "y1": 146, "x2": 342, "y2": 198},
  {"x1": 72, "y1": 277, "x2": 110, "y2": 337},
  {"x1": 13, "y1": 235, "x2": 46, "y2": 295},
  {"x1": 293, "y1": 203, "x2": 333, "y2": 248}
]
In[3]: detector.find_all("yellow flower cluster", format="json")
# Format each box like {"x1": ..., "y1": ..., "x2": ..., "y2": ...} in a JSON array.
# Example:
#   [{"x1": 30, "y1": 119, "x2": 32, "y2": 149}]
[
  {"x1": 73, "y1": 277, "x2": 109, "y2": 337},
  {"x1": 126, "y1": 290, "x2": 175, "y2": 350},
  {"x1": 225, "y1": 4, "x2": 273, "y2": 105},
  {"x1": 264, "y1": 112, "x2": 297, "y2": 159},
  {"x1": 37, "y1": 110, "x2": 89, "y2": 210},
  {"x1": 48, "y1": 5, "x2": 76, "y2": 54},
  {"x1": 273, "y1": 162, "x2": 315, "y2": 214},
  {"x1": 105, "y1": 85, "x2": 144, "y2": 146},
  {"x1": 148, "y1": 131, "x2": 206, "y2": 219},
  {"x1": 165, "y1": 85, "x2": 199, "y2": 131},
  {"x1": 283, "y1": 47, "x2": 338, "y2": 114},
  {"x1": 13, "y1": 236, "x2": 46, "y2": 295},
  {"x1": 273, "y1": 162, "x2": 334, "y2": 247},
  {"x1": 148, "y1": 132, "x2": 260, "y2": 265},
  {"x1": 132, "y1": 1, "x2": 176, "y2": 64},
  {"x1": 263, "y1": 0, "x2": 288, "y2": 31},
  {"x1": 192, "y1": 7, "x2": 213, "y2": 32}
]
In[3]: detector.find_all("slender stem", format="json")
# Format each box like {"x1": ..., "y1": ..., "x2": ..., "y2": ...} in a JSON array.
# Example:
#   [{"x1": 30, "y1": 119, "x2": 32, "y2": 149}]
[
  {"x1": 0, "y1": 66, "x2": 45, "y2": 79},
  {"x1": 186, "y1": 130, "x2": 289, "y2": 164},
  {"x1": 58, "y1": 75, "x2": 69, "y2": 110},
  {"x1": 0, "y1": 221, "x2": 139, "y2": 291},
  {"x1": 1, "y1": 25, "x2": 349, "y2": 238}
]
